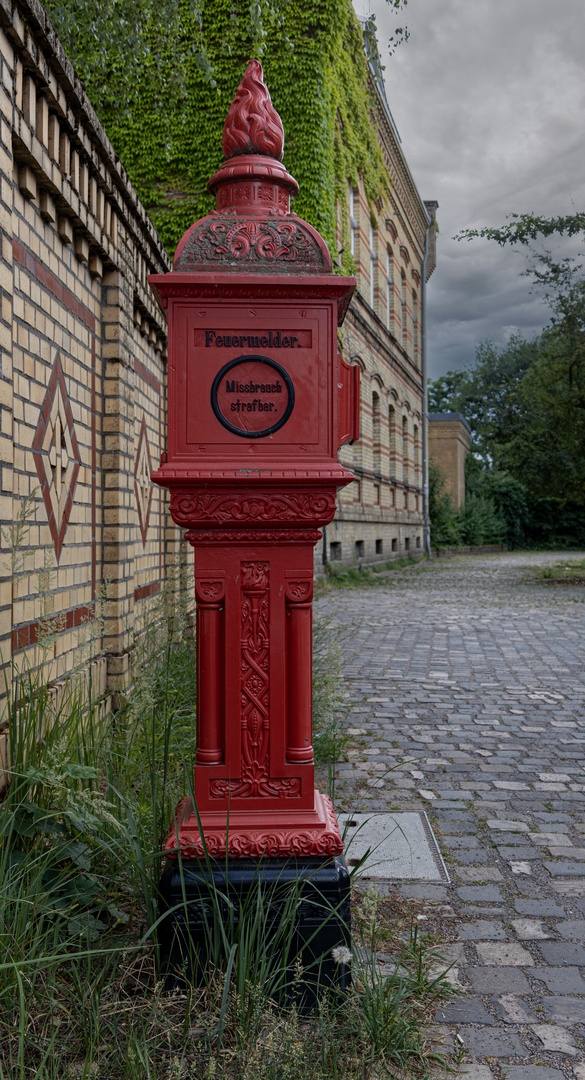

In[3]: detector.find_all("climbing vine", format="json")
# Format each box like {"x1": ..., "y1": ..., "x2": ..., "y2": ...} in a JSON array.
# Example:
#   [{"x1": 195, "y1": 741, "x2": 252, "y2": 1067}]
[{"x1": 46, "y1": 0, "x2": 400, "y2": 260}]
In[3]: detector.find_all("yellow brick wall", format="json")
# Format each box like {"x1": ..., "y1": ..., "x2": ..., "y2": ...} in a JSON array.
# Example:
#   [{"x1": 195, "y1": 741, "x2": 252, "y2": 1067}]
[
  {"x1": 428, "y1": 415, "x2": 472, "y2": 509},
  {"x1": 0, "y1": 6, "x2": 191, "y2": 703}
]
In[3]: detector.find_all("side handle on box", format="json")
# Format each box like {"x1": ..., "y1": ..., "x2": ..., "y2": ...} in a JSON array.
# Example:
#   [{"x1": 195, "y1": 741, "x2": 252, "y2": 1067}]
[{"x1": 338, "y1": 356, "x2": 360, "y2": 447}]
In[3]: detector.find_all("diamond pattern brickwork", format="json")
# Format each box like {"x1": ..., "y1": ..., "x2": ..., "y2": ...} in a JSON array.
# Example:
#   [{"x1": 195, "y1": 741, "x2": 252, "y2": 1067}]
[
  {"x1": 33, "y1": 353, "x2": 81, "y2": 561},
  {"x1": 134, "y1": 414, "x2": 153, "y2": 547}
]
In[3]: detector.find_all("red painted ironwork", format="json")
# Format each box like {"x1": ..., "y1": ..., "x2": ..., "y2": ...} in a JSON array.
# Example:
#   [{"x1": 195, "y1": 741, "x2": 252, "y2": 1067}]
[
  {"x1": 222, "y1": 59, "x2": 284, "y2": 160},
  {"x1": 150, "y1": 60, "x2": 359, "y2": 860}
]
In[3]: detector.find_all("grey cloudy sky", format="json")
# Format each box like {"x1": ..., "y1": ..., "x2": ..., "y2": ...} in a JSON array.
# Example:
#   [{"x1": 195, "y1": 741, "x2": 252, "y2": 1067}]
[{"x1": 352, "y1": 0, "x2": 585, "y2": 380}]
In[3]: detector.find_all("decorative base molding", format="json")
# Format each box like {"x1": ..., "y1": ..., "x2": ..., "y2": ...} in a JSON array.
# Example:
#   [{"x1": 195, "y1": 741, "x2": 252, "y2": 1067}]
[{"x1": 164, "y1": 789, "x2": 343, "y2": 858}]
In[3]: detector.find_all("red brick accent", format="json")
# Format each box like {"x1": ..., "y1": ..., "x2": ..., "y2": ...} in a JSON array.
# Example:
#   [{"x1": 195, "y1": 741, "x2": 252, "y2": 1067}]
[
  {"x1": 32, "y1": 353, "x2": 81, "y2": 561},
  {"x1": 91, "y1": 336, "x2": 97, "y2": 600},
  {"x1": 134, "y1": 581, "x2": 161, "y2": 603},
  {"x1": 13, "y1": 238, "x2": 96, "y2": 331},
  {"x1": 12, "y1": 604, "x2": 95, "y2": 652},
  {"x1": 134, "y1": 414, "x2": 153, "y2": 547},
  {"x1": 134, "y1": 358, "x2": 161, "y2": 395}
]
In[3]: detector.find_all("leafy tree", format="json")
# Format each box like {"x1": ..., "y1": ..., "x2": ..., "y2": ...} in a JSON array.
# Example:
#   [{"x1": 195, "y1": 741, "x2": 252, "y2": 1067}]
[
  {"x1": 429, "y1": 325, "x2": 585, "y2": 546},
  {"x1": 499, "y1": 329, "x2": 585, "y2": 505},
  {"x1": 464, "y1": 455, "x2": 527, "y2": 547},
  {"x1": 458, "y1": 211, "x2": 585, "y2": 248},
  {"x1": 428, "y1": 335, "x2": 538, "y2": 467}
]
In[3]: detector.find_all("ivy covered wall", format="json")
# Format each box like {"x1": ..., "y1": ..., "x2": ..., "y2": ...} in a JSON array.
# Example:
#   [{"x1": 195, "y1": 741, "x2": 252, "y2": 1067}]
[{"x1": 47, "y1": 0, "x2": 390, "y2": 258}]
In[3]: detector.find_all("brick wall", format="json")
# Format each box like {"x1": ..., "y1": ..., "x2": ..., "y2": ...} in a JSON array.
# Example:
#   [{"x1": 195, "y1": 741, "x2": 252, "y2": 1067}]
[
  {"x1": 0, "y1": 0, "x2": 191, "y2": 715},
  {"x1": 428, "y1": 412, "x2": 472, "y2": 509}
]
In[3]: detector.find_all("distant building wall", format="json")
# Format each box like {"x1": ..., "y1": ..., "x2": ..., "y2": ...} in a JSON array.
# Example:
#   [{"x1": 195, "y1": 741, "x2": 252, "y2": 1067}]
[
  {"x1": 323, "y1": 70, "x2": 436, "y2": 569},
  {"x1": 428, "y1": 412, "x2": 471, "y2": 508}
]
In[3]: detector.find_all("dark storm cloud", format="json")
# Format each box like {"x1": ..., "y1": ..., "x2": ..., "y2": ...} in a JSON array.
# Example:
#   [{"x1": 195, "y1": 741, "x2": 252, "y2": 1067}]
[{"x1": 353, "y1": 0, "x2": 585, "y2": 377}]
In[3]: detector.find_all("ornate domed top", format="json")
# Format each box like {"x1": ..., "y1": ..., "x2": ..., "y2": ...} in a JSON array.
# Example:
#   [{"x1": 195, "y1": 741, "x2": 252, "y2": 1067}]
[{"x1": 172, "y1": 60, "x2": 331, "y2": 275}]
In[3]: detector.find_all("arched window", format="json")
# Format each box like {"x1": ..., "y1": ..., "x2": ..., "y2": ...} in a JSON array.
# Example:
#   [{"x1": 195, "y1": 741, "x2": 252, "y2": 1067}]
[
  {"x1": 369, "y1": 223, "x2": 376, "y2": 310},
  {"x1": 349, "y1": 186, "x2": 358, "y2": 258},
  {"x1": 388, "y1": 404, "x2": 396, "y2": 478},
  {"x1": 402, "y1": 415, "x2": 409, "y2": 484},
  {"x1": 413, "y1": 423, "x2": 420, "y2": 484},
  {"x1": 401, "y1": 272, "x2": 407, "y2": 350},
  {"x1": 412, "y1": 291, "x2": 418, "y2": 363},
  {"x1": 386, "y1": 247, "x2": 393, "y2": 331},
  {"x1": 372, "y1": 391, "x2": 381, "y2": 474},
  {"x1": 351, "y1": 358, "x2": 364, "y2": 472}
]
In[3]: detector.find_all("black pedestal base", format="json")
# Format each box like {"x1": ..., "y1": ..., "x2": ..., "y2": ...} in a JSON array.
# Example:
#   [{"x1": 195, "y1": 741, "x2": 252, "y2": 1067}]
[{"x1": 158, "y1": 855, "x2": 351, "y2": 1009}]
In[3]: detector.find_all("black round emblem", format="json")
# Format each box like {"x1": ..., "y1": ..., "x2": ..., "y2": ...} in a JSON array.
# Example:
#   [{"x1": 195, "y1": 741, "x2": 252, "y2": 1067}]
[{"x1": 210, "y1": 354, "x2": 295, "y2": 438}]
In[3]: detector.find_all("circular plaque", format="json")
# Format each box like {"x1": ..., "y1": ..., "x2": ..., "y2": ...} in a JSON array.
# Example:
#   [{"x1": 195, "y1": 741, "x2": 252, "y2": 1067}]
[{"x1": 211, "y1": 354, "x2": 295, "y2": 438}]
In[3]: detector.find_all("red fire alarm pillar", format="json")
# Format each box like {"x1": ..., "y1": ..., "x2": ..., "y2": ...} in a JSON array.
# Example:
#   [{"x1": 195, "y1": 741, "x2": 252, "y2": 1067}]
[{"x1": 150, "y1": 60, "x2": 359, "y2": 862}]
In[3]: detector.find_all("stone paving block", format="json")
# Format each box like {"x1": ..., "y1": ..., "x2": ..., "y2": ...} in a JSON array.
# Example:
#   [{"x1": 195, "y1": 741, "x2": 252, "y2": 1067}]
[
  {"x1": 535, "y1": 966, "x2": 585, "y2": 993},
  {"x1": 549, "y1": 844, "x2": 583, "y2": 858},
  {"x1": 486, "y1": 819, "x2": 530, "y2": 832},
  {"x1": 501, "y1": 1069, "x2": 565, "y2": 1080},
  {"x1": 435, "y1": 998, "x2": 494, "y2": 1025},
  {"x1": 454, "y1": 849, "x2": 491, "y2": 864},
  {"x1": 494, "y1": 995, "x2": 538, "y2": 1023},
  {"x1": 466, "y1": 967, "x2": 531, "y2": 994},
  {"x1": 458, "y1": 921, "x2": 507, "y2": 941},
  {"x1": 545, "y1": 861, "x2": 585, "y2": 877},
  {"x1": 542, "y1": 997, "x2": 585, "y2": 1023},
  {"x1": 558, "y1": 920, "x2": 585, "y2": 939},
  {"x1": 538, "y1": 941, "x2": 585, "y2": 965},
  {"x1": 457, "y1": 1027, "x2": 527, "y2": 1057},
  {"x1": 514, "y1": 881, "x2": 546, "y2": 900},
  {"x1": 514, "y1": 898, "x2": 566, "y2": 917},
  {"x1": 531, "y1": 1023, "x2": 578, "y2": 1055},
  {"x1": 475, "y1": 942, "x2": 534, "y2": 966},
  {"x1": 552, "y1": 882, "x2": 585, "y2": 899},
  {"x1": 572, "y1": 1066, "x2": 585, "y2": 1080},
  {"x1": 457, "y1": 886, "x2": 505, "y2": 903},
  {"x1": 437, "y1": 823, "x2": 478, "y2": 834},
  {"x1": 496, "y1": 845, "x2": 540, "y2": 860},
  {"x1": 535, "y1": 814, "x2": 572, "y2": 825},
  {"x1": 441, "y1": 835, "x2": 481, "y2": 849},
  {"x1": 530, "y1": 831, "x2": 573, "y2": 845},
  {"x1": 456, "y1": 1068, "x2": 494, "y2": 1080},
  {"x1": 456, "y1": 867, "x2": 504, "y2": 882},
  {"x1": 511, "y1": 918, "x2": 551, "y2": 940},
  {"x1": 398, "y1": 884, "x2": 448, "y2": 900}
]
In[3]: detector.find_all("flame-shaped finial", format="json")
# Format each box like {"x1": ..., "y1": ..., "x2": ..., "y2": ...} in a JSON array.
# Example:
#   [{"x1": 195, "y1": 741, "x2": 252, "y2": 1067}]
[{"x1": 222, "y1": 60, "x2": 284, "y2": 161}]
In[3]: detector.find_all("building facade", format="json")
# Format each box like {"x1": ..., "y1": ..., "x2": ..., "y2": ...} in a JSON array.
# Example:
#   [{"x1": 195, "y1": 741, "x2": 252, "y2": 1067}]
[{"x1": 326, "y1": 72, "x2": 437, "y2": 569}]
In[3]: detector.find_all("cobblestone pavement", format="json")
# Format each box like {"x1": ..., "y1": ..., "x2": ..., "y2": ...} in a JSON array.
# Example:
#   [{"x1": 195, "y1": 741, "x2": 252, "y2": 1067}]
[{"x1": 315, "y1": 551, "x2": 585, "y2": 1080}]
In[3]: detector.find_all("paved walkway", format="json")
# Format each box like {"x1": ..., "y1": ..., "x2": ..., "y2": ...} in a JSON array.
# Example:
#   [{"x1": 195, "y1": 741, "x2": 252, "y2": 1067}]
[{"x1": 316, "y1": 551, "x2": 585, "y2": 1080}]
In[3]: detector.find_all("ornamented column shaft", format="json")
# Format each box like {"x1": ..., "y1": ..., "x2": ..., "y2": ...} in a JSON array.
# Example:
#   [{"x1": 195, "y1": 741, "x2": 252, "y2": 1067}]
[
  {"x1": 285, "y1": 574, "x2": 314, "y2": 764},
  {"x1": 195, "y1": 573, "x2": 225, "y2": 765}
]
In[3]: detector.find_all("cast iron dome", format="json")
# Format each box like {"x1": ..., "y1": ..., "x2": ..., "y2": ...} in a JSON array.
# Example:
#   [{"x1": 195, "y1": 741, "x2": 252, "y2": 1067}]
[{"x1": 172, "y1": 59, "x2": 332, "y2": 275}]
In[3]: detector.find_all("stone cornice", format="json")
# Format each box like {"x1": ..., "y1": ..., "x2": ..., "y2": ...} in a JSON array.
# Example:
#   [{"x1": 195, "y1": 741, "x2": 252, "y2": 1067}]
[{"x1": 367, "y1": 73, "x2": 430, "y2": 259}]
